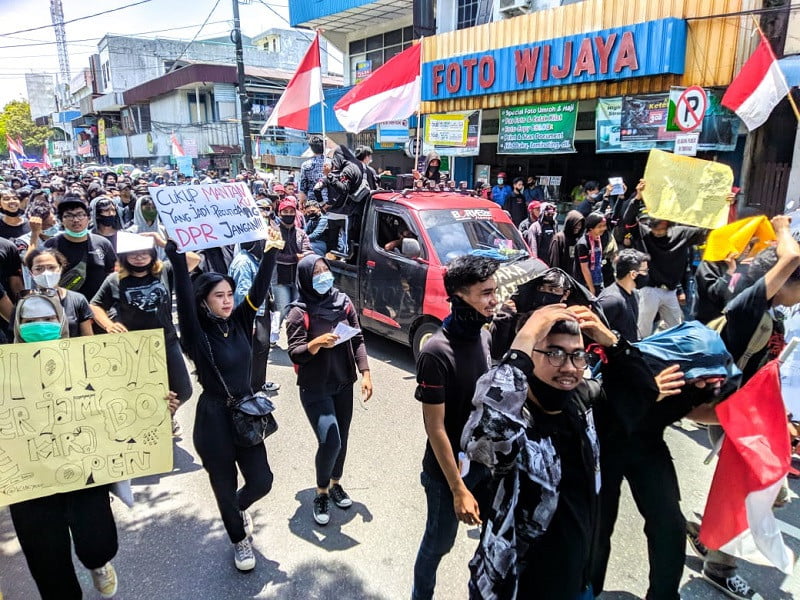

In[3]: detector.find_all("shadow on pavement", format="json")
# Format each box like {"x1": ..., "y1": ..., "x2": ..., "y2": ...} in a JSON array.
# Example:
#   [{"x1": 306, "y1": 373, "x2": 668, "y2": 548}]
[
  {"x1": 668, "y1": 422, "x2": 714, "y2": 450},
  {"x1": 362, "y1": 331, "x2": 416, "y2": 373},
  {"x1": 272, "y1": 559, "x2": 387, "y2": 599},
  {"x1": 287, "y1": 488, "x2": 374, "y2": 552},
  {"x1": 600, "y1": 592, "x2": 641, "y2": 599},
  {"x1": 133, "y1": 443, "x2": 203, "y2": 486}
]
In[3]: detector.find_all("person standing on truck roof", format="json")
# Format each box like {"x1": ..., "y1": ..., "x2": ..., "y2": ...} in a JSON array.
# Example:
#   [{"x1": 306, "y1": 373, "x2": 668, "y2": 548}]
[{"x1": 412, "y1": 255, "x2": 499, "y2": 600}]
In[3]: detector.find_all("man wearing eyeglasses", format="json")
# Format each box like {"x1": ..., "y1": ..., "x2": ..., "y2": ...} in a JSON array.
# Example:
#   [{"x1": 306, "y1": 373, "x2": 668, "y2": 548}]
[
  {"x1": 462, "y1": 303, "x2": 673, "y2": 600},
  {"x1": 43, "y1": 196, "x2": 116, "y2": 302}
]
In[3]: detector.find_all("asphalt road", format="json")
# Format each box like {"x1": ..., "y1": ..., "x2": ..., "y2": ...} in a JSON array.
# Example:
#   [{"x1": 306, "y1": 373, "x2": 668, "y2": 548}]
[{"x1": 1, "y1": 331, "x2": 799, "y2": 599}]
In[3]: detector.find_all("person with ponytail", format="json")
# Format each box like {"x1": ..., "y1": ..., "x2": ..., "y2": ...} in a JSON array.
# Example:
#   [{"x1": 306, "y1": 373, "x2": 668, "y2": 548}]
[
  {"x1": 411, "y1": 254, "x2": 499, "y2": 600},
  {"x1": 90, "y1": 237, "x2": 193, "y2": 405},
  {"x1": 285, "y1": 254, "x2": 372, "y2": 526},
  {"x1": 575, "y1": 212, "x2": 608, "y2": 296},
  {"x1": 165, "y1": 228, "x2": 280, "y2": 572}
]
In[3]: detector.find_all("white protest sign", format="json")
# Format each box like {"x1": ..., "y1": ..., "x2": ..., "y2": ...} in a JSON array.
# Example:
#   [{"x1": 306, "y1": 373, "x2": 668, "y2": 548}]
[{"x1": 152, "y1": 183, "x2": 268, "y2": 252}]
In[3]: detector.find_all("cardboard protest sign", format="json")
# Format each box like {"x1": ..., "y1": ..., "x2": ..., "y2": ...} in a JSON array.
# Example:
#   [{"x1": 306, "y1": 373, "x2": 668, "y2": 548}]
[
  {"x1": 642, "y1": 149, "x2": 733, "y2": 230},
  {"x1": 152, "y1": 182, "x2": 268, "y2": 252},
  {"x1": 0, "y1": 330, "x2": 173, "y2": 506}
]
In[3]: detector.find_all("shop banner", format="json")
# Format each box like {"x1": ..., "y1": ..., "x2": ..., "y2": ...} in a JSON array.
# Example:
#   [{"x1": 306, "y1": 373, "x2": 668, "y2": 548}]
[
  {"x1": 425, "y1": 114, "x2": 469, "y2": 146},
  {"x1": 620, "y1": 94, "x2": 678, "y2": 143},
  {"x1": 355, "y1": 60, "x2": 372, "y2": 84},
  {"x1": 153, "y1": 182, "x2": 268, "y2": 252},
  {"x1": 421, "y1": 110, "x2": 482, "y2": 157},
  {"x1": 642, "y1": 149, "x2": 733, "y2": 230},
  {"x1": 0, "y1": 330, "x2": 173, "y2": 506},
  {"x1": 498, "y1": 102, "x2": 578, "y2": 155},
  {"x1": 377, "y1": 120, "x2": 409, "y2": 144},
  {"x1": 183, "y1": 138, "x2": 198, "y2": 158},
  {"x1": 98, "y1": 119, "x2": 107, "y2": 157}
]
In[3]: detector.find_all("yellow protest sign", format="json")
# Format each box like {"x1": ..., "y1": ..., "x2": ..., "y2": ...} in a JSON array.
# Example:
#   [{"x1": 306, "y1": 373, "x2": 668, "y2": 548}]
[
  {"x1": 703, "y1": 216, "x2": 776, "y2": 262},
  {"x1": 642, "y1": 149, "x2": 733, "y2": 230},
  {"x1": 0, "y1": 330, "x2": 173, "y2": 506}
]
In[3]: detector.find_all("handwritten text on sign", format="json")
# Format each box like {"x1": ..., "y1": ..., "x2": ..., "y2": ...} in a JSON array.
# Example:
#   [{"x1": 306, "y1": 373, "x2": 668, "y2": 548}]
[
  {"x1": 0, "y1": 330, "x2": 173, "y2": 506},
  {"x1": 153, "y1": 183, "x2": 267, "y2": 252}
]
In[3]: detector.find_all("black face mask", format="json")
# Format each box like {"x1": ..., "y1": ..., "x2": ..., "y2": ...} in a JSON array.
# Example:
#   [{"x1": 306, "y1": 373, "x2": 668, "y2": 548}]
[
  {"x1": 634, "y1": 274, "x2": 649, "y2": 289},
  {"x1": 0, "y1": 206, "x2": 22, "y2": 217},
  {"x1": 531, "y1": 291, "x2": 563, "y2": 308},
  {"x1": 280, "y1": 214, "x2": 295, "y2": 226},
  {"x1": 527, "y1": 372, "x2": 570, "y2": 412},
  {"x1": 127, "y1": 263, "x2": 151, "y2": 274},
  {"x1": 443, "y1": 295, "x2": 491, "y2": 339},
  {"x1": 241, "y1": 240, "x2": 265, "y2": 261},
  {"x1": 96, "y1": 214, "x2": 117, "y2": 227}
]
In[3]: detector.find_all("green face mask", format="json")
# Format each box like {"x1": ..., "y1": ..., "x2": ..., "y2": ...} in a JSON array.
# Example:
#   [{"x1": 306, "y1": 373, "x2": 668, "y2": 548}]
[
  {"x1": 141, "y1": 208, "x2": 158, "y2": 222},
  {"x1": 19, "y1": 321, "x2": 62, "y2": 342}
]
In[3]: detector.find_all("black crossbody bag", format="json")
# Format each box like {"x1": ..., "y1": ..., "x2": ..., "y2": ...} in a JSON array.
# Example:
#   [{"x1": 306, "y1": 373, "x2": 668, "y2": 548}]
[{"x1": 203, "y1": 333, "x2": 278, "y2": 446}]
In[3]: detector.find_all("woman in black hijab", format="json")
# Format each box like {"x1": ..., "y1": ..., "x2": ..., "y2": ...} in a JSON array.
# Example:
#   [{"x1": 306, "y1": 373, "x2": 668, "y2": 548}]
[{"x1": 285, "y1": 254, "x2": 372, "y2": 526}]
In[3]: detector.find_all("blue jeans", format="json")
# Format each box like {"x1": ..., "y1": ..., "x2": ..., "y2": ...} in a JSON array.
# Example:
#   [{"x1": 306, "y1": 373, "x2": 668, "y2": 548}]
[
  {"x1": 272, "y1": 281, "x2": 298, "y2": 324},
  {"x1": 412, "y1": 466, "x2": 490, "y2": 600}
]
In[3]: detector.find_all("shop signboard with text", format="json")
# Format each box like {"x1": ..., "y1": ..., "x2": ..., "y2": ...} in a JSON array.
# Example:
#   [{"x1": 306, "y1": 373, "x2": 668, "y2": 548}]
[
  {"x1": 498, "y1": 102, "x2": 578, "y2": 154},
  {"x1": 421, "y1": 110, "x2": 482, "y2": 157},
  {"x1": 422, "y1": 17, "x2": 687, "y2": 101}
]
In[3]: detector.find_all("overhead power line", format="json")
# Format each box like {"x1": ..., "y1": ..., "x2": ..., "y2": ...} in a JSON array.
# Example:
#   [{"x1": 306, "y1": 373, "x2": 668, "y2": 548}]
[
  {"x1": 167, "y1": 0, "x2": 224, "y2": 72},
  {"x1": 0, "y1": 0, "x2": 154, "y2": 38}
]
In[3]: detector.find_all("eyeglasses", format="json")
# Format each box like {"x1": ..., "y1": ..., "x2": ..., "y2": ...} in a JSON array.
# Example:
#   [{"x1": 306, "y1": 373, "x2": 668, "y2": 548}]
[
  {"x1": 62, "y1": 212, "x2": 88, "y2": 221},
  {"x1": 533, "y1": 348, "x2": 595, "y2": 369},
  {"x1": 20, "y1": 287, "x2": 58, "y2": 298}
]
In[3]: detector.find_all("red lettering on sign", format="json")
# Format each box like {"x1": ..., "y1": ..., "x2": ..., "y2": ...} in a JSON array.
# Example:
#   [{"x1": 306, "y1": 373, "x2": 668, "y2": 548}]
[
  {"x1": 463, "y1": 58, "x2": 478, "y2": 91},
  {"x1": 572, "y1": 37, "x2": 596, "y2": 76},
  {"x1": 446, "y1": 63, "x2": 461, "y2": 93},
  {"x1": 594, "y1": 34, "x2": 616, "y2": 74},
  {"x1": 613, "y1": 31, "x2": 639, "y2": 73},
  {"x1": 515, "y1": 47, "x2": 540, "y2": 83},
  {"x1": 551, "y1": 41, "x2": 572, "y2": 79},
  {"x1": 478, "y1": 56, "x2": 495, "y2": 88},
  {"x1": 540, "y1": 44, "x2": 551, "y2": 81},
  {"x1": 432, "y1": 63, "x2": 445, "y2": 96},
  {"x1": 175, "y1": 224, "x2": 218, "y2": 248}
]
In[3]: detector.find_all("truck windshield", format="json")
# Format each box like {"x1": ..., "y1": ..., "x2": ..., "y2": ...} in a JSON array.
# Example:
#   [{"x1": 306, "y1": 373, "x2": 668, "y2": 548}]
[{"x1": 419, "y1": 209, "x2": 529, "y2": 264}]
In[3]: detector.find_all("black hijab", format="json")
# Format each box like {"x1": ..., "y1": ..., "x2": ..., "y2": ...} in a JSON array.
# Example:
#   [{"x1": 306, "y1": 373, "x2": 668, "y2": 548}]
[{"x1": 291, "y1": 254, "x2": 348, "y2": 322}]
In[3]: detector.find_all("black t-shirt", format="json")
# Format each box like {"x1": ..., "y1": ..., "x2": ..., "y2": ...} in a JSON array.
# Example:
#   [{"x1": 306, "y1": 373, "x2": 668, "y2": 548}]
[
  {"x1": 91, "y1": 266, "x2": 176, "y2": 340},
  {"x1": 44, "y1": 234, "x2": 116, "y2": 301},
  {"x1": 597, "y1": 282, "x2": 639, "y2": 342},
  {"x1": 503, "y1": 192, "x2": 528, "y2": 227},
  {"x1": 0, "y1": 218, "x2": 30, "y2": 241},
  {"x1": 415, "y1": 327, "x2": 491, "y2": 481},
  {"x1": 642, "y1": 225, "x2": 706, "y2": 289},
  {"x1": 722, "y1": 277, "x2": 784, "y2": 383},
  {"x1": 0, "y1": 236, "x2": 22, "y2": 293}
]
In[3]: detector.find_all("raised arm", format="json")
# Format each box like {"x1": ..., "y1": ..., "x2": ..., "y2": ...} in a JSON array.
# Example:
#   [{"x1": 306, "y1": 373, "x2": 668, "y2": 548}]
[{"x1": 165, "y1": 240, "x2": 201, "y2": 349}]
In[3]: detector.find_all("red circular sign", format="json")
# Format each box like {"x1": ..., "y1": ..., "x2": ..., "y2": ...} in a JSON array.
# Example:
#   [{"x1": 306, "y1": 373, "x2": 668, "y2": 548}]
[{"x1": 675, "y1": 86, "x2": 708, "y2": 132}]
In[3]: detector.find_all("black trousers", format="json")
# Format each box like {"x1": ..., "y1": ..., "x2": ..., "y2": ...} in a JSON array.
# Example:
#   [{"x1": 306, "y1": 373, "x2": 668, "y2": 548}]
[
  {"x1": 299, "y1": 383, "x2": 354, "y2": 489},
  {"x1": 591, "y1": 438, "x2": 686, "y2": 600},
  {"x1": 193, "y1": 393, "x2": 274, "y2": 543},
  {"x1": 165, "y1": 338, "x2": 193, "y2": 402},
  {"x1": 250, "y1": 310, "x2": 272, "y2": 392},
  {"x1": 10, "y1": 485, "x2": 118, "y2": 600}
]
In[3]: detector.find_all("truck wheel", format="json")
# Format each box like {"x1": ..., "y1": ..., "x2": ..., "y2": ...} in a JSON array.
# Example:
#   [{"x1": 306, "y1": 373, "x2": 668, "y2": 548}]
[{"x1": 412, "y1": 321, "x2": 441, "y2": 360}]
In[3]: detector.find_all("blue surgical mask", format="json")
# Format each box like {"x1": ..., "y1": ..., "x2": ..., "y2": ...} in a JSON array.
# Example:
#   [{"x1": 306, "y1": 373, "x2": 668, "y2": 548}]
[
  {"x1": 42, "y1": 224, "x2": 61, "y2": 237},
  {"x1": 64, "y1": 227, "x2": 89, "y2": 238},
  {"x1": 312, "y1": 271, "x2": 334, "y2": 295},
  {"x1": 19, "y1": 321, "x2": 62, "y2": 342}
]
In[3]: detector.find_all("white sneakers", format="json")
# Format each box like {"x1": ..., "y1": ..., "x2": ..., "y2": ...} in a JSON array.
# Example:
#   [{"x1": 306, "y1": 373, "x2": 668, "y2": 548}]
[{"x1": 91, "y1": 562, "x2": 118, "y2": 598}]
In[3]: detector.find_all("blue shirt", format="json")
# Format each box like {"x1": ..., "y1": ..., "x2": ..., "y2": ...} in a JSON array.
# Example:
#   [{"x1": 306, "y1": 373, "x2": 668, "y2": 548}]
[
  {"x1": 491, "y1": 184, "x2": 512, "y2": 207},
  {"x1": 228, "y1": 249, "x2": 266, "y2": 315}
]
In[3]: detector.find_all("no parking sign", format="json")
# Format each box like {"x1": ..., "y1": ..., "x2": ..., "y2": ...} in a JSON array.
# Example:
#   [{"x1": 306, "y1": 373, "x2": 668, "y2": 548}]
[{"x1": 667, "y1": 86, "x2": 708, "y2": 132}]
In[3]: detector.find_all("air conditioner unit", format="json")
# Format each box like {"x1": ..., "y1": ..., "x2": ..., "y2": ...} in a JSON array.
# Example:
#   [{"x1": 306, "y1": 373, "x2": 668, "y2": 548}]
[{"x1": 498, "y1": 0, "x2": 532, "y2": 17}]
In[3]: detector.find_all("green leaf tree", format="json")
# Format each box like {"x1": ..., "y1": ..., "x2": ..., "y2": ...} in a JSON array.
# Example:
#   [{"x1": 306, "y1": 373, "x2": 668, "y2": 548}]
[{"x1": 0, "y1": 100, "x2": 51, "y2": 156}]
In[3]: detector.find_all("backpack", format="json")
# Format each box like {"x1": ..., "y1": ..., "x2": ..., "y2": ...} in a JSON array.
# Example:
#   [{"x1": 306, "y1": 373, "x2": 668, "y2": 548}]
[{"x1": 707, "y1": 311, "x2": 773, "y2": 371}]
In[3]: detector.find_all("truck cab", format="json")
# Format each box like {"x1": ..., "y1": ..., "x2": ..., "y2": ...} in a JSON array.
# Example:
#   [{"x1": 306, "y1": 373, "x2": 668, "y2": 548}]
[{"x1": 328, "y1": 190, "x2": 547, "y2": 357}]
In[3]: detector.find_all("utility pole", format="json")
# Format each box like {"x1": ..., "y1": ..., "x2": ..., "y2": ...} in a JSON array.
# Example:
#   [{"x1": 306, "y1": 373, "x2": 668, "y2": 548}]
[{"x1": 231, "y1": 0, "x2": 253, "y2": 171}]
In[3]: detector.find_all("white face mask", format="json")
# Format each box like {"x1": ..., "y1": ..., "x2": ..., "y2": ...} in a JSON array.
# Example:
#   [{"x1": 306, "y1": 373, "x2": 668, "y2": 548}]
[{"x1": 33, "y1": 270, "x2": 61, "y2": 289}]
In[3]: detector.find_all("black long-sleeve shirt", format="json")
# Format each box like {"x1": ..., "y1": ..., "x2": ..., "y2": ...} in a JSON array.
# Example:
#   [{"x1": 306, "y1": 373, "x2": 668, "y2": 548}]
[{"x1": 167, "y1": 241, "x2": 276, "y2": 398}]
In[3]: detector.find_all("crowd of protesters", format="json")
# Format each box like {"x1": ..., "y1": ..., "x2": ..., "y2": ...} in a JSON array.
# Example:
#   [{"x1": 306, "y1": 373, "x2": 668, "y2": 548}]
[{"x1": 1, "y1": 151, "x2": 799, "y2": 600}]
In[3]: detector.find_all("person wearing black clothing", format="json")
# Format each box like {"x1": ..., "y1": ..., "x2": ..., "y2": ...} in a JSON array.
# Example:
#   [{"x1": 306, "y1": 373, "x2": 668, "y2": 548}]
[
  {"x1": 695, "y1": 256, "x2": 738, "y2": 324},
  {"x1": 412, "y1": 255, "x2": 499, "y2": 600},
  {"x1": 575, "y1": 180, "x2": 601, "y2": 217},
  {"x1": 0, "y1": 189, "x2": 30, "y2": 240},
  {"x1": 597, "y1": 249, "x2": 649, "y2": 343},
  {"x1": 0, "y1": 235, "x2": 23, "y2": 299},
  {"x1": 286, "y1": 255, "x2": 372, "y2": 526},
  {"x1": 575, "y1": 212, "x2": 608, "y2": 296},
  {"x1": 317, "y1": 145, "x2": 367, "y2": 253},
  {"x1": 503, "y1": 178, "x2": 528, "y2": 227},
  {"x1": 91, "y1": 245, "x2": 193, "y2": 404},
  {"x1": 462, "y1": 304, "x2": 662, "y2": 600},
  {"x1": 165, "y1": 230, "x2": 280, "y2": 573},
  {"x1": 619, "y1": 181, "x2": 707, "y2": 338},
  {"x1": 548, "y1": 210, "x2": 585, "y2": 279},
  {"x1": 44, "y1": 198, "x2": 116, "y2": 302}
]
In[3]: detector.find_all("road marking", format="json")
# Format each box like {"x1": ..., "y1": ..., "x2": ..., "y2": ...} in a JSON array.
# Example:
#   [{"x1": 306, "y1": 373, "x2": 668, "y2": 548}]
[{"x1": 777, "y1": 518, "x2": 800, "y2": 540}]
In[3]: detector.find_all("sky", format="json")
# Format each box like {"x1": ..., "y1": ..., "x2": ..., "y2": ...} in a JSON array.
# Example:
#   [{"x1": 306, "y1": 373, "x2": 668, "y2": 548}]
[{"x1": 0, "y1": 0, "x2": 341, "y2": 108}]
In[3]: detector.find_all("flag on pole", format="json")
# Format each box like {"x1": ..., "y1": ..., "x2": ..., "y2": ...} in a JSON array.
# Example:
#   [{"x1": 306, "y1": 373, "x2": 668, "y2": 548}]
[
  {"x1": 42, "y1": 143, "x2": 51, "y2": 168},
  {"x1": 699, "y1": 360, "x2": 794, "y2": 573},
  {"x1": 262, "y1": 32, "x2": 322, "y2": 132},
  {"x1": 170, "y1": 132, "x2": 185, "y2": 157},
  {"x1": 334, "y1": 42, "x2": 422, "y2": 134},
  {"x1": 722, "y1": 34, "x2": 790, "y2": 131},
  {"x1": 6, "y1": 134, "x2": 24, "y2": 156}
]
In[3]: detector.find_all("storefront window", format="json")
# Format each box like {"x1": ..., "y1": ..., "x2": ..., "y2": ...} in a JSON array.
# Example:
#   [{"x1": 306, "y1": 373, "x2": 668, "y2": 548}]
[
  {"x1": 420, "y1": 210, "x2": 528, "y2": 263},
  {"x1": 457, "y1": 0, "x2": 479, "y2": 30}
]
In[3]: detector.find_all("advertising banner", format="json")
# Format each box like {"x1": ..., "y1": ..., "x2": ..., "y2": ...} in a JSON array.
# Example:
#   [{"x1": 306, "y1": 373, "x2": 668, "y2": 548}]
[
  {"x1": 377, "y1": 120, "x2": 409, "y2": 145},
  {"x1": 424, "y1": 113, "x2": 469, "y2": 146},
  {"x1": 153, "y1": 182, "x2": 268, "y2": 252},
  {"x1": 0, "y1": 330, "x2": 172, "y2": 506},
  {"x1": 498, "y1": 102, "x2": 578, "y2": 154},
  {"x1": 421, "y1": 110, "x2": 482, "y2": 157},
  {"x1": 620, "y1": 94, "x2": 678, "y2": 143}
]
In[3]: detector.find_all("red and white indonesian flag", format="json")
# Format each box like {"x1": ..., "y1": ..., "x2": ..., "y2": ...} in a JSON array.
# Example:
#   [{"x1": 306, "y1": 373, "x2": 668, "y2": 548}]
[
  {"x1": 262, "y1": 32, "x2": 322, "y2": 132},
  {"x1": 6, "y1": 134, "x2": 23, "y2": 157},
  {"x1": 42, "y1": 144, "x2": 51, "y2": 168},
  {"x1": 334, "y1": 42, "x2": 422, "y2": 134},
  {"x1": 170, "y1": 132, "x2": 185, "y2": 157},
  {"x1": 722, "y1": 34, "x2": 790, "y2": 131},
  {"x1": 699, "y1": 360, "x2": 794, "y2": 573}
]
